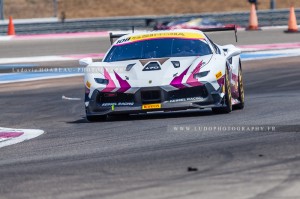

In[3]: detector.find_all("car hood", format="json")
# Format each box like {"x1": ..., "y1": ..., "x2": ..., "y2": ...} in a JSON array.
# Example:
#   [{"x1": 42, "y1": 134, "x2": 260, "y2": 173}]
[{"x1": 87, "y1": 55, "x2": 213, "y2": 93}]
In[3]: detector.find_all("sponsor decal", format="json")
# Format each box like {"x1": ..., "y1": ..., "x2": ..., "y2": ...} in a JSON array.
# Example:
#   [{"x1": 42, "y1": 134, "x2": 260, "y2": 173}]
[
  {"x1": 142, "y1": 104, "x2": 161, "y2": 110},
  {"x1": 143, "y1": 62, "x2": 161, "y2": 71},
  {"x1": 215, "y1": 71, "x2": 223, "y2": 79},
  {"x1": 169, "y1": 97, "x2": 204, "y2": 103},
  {"x1": 101, "y1": 102, "x2": 134, "y2": 107},
  {"x1": 116, "y1": 37, "x2": 131, "y2": 44},
  {"x1": 116, "y1": 32, "x2": 205, "y2": 45},
  {"x1": 86, "y1": 81, "x2": 91, "y2": 89}
]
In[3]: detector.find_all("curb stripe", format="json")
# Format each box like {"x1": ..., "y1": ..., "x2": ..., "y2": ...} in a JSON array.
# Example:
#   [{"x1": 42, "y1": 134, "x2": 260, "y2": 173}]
[{"x1": 0, "y1": 127, "x2": 44, "y2": 149}]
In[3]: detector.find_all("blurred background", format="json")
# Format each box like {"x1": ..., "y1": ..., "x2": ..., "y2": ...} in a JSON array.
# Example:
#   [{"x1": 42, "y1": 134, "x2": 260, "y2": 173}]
[
  {"x1": 1, "y1": 0, "x2": 300, "y2": 19},
  {"x1": 0, "y1": 0, "x2": 299, "y2": 35}
]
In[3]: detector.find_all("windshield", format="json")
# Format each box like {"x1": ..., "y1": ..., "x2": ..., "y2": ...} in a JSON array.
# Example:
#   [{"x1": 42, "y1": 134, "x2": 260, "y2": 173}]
[{"x1": 104, "y1": 38, "x2": 212, "y2": 62}]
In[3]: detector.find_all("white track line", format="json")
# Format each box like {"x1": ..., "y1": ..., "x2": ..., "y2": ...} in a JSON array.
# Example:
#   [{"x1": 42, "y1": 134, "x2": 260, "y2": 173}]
[{"x1": 62, "y1": 95, "x2": 82, "y2": 101}]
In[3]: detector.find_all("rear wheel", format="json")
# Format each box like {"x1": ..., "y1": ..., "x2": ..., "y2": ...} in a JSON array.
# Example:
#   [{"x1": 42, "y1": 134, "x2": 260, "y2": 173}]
[
  {"x1": 86, "y1": 115, "x2": 107, "y2": 122},
  {"x1": 212, "y1": 67, "x2": 232, "y2": 114},
  {"x1": 234, "y1": 62, "x2": 245, "y2": 109}
]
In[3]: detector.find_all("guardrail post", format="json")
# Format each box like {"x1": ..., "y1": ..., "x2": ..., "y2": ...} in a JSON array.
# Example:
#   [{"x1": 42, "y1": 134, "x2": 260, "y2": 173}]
[
  {"x1": 270, "y1": 0, "x2": 276, "y2": 10},
  {"x1": 53, "y1": 0, "x2": 58, "y2": 17},
  {"x1": 0, "y1": 0, "x2": 4, "y2": 20}
]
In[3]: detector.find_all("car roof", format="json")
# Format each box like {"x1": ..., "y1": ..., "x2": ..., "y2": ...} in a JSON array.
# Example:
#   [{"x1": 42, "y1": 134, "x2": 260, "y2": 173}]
[{"x1": 114, "y1": 29, "x2": 207, "y2": 45}]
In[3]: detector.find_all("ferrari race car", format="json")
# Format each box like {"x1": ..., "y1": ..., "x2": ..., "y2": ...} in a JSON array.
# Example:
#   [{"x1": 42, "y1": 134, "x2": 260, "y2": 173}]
[{"x1": 81, "y1": 27, "x2": 244, "y2": 121}]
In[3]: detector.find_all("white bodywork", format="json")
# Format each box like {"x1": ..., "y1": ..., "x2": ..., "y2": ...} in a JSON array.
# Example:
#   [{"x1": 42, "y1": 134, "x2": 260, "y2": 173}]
[{"x1": 82, "y1": 29, "x2": 241, "y2": 114}]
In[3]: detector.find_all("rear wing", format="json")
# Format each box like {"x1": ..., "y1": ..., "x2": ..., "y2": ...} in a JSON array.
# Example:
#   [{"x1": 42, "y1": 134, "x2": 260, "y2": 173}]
[
  {"x1": 109, "y1": 26, "x2": 135, "y2": 45},
  {"x1": 109, "y1": 25, "x2": 238, "y2": 45},
  {"x1": 195, "y1": 25, "x2": 238, "y2": 42},
  {"x1": 109, "y1": 33, "x2": 127, "y2": 45}
]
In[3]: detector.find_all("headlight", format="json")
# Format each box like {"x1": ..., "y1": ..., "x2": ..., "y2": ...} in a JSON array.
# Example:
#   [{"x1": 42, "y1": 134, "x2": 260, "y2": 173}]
[
  {"x1": 126, "y1": 63, "x2": 135, "y2": 71},
  {"x1": 94, "y1": 78, "x2": 109, "y2": 85},
  {"x1": 193, "y1": 71, "x2": 210, "y2": 79}
]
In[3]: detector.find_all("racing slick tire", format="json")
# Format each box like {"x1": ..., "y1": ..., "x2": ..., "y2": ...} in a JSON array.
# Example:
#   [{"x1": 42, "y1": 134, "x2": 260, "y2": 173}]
[
  {"x1": 212, "y1": 67, "x2": 232, "y2": 114},
  {"x1": 233, "y1": 61, "x2": 245, "y2": 110}
]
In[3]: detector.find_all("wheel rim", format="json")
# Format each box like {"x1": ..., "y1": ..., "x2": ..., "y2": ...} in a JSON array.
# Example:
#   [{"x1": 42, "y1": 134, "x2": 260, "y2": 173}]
[
  {"x1": 239, "y1": 69, "x2": 245, "y2": 103},
  {"x1": 225, "y1": 70, "x2": 232, "y2": 109}
]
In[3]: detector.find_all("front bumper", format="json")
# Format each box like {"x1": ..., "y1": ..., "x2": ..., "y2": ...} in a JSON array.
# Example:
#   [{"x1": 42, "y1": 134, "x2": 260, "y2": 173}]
[{"x1": 86, "y1": 83, "x2": 224, "y2": 116}]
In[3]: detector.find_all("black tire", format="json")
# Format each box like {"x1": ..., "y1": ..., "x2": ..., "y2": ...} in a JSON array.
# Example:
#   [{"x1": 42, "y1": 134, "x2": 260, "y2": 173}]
[
  {"x1": 212, "y1": 67, "x2": 232, "y2": 114},
  {"x1": 86, "y1": 115, "x2": 107, "y2": 122},
  {"x1": 233, "y1": 61, "x2": 245, "y2": 110}
]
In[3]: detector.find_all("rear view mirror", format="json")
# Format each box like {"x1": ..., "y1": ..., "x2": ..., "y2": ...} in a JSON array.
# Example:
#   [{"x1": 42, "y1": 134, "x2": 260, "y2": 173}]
[
  {"x1": 225, "y1": 47, "x2": 241, "y2": 59},
  {"x1": 79, "y1": 57, "x2": 93, "y2": 67}
]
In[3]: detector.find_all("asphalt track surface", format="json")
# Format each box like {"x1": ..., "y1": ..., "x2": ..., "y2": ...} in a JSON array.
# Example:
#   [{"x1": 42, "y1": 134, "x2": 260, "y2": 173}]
[{"x1": 1, "y1": 29, "x2": 300, "y2": 199}]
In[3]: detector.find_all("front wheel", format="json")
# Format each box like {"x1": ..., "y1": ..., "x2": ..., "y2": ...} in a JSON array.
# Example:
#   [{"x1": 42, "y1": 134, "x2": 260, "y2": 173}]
[{"x1": 212, "y1": 67, "x2": 232, "y2": 114}]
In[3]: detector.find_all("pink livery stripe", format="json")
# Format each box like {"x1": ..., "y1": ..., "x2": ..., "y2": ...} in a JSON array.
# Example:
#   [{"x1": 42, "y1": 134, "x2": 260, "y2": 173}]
[
  {"x1": 186, "y1": 61, "x2": 203, "y2": 87},
  {"x1": 114, "y1": 71, "x2": 131, "y2": 93},
  {"x1": 170, "y1": 67, "x2": 190, "y2": 89},
  {"x1": 102, "y1": 68, "x2": 116, "y2": 92}
]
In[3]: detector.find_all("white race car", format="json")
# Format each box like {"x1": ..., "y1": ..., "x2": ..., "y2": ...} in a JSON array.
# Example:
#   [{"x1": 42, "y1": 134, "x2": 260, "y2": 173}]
[{"x1": 81, "y1": 27, "x2": 244, "y2": 121}]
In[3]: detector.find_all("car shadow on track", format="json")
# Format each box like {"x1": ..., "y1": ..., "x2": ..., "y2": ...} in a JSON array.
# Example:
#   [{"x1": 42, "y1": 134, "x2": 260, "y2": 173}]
[{"x1": 69, "y1": 109, "x2": 216, "y2": 123}]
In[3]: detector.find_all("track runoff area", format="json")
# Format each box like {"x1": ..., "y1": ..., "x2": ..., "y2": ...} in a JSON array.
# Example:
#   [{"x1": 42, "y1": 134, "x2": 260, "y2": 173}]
[{"x1": 0, "y1": 27, "x2": 300, "y2": 198}]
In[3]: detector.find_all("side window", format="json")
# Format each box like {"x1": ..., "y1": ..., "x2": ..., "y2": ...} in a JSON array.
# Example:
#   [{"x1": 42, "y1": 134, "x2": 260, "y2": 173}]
[
  {"x1": 213, "y1": 43, "x2": 221, "y2": 54},
  {"x1": 204, "y1": 34, "x2": 221, "y2": 55}
]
